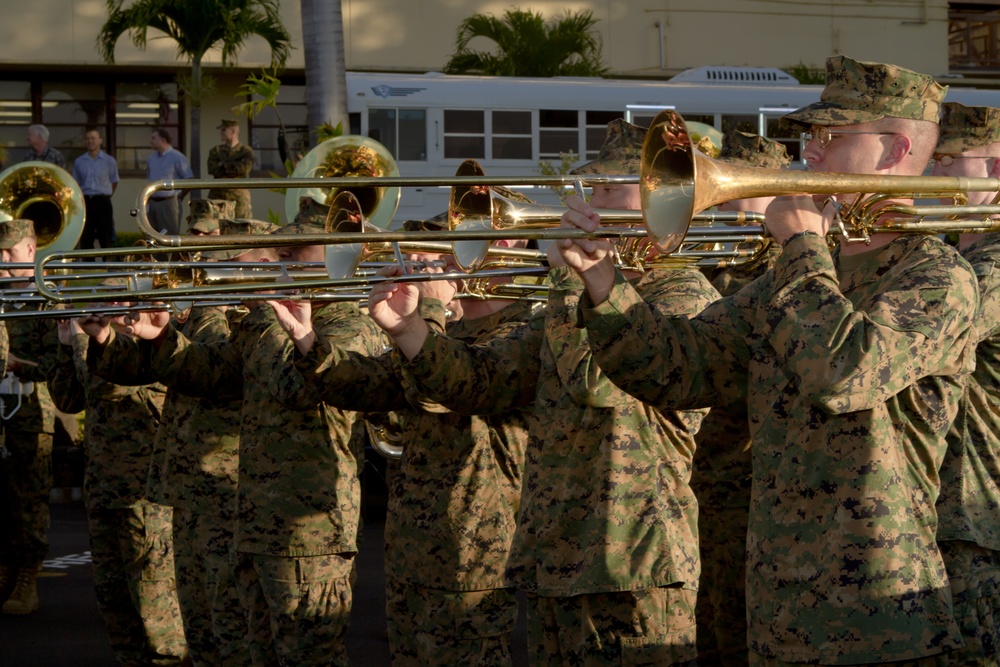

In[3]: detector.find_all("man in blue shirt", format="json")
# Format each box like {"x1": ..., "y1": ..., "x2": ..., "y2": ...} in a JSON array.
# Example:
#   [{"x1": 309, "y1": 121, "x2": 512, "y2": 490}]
[
  {"x1": 146, "y1": 128, "x2": 193, "y2": 236},
  {"x1": 72, "y1": 128, "x2": 118, "y2": 257}
]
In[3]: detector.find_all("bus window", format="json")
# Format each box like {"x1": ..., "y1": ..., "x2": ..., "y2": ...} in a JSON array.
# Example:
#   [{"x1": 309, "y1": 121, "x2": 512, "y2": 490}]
[
  {"x1": 368, "y1": 108, "x2": 427, "y2": 161},
  {"x1": 540, "y1": 109, "x2": 578, "y2": 159},
  {"x1": 585, "y1": 111, "x2": 622, "y2": 158},
  {"x1": 492, "y1": 110, "x2": 532, "y2": 159},
  {"x1": 444, "y1": 109, "x2": 485, "y2": 159}
]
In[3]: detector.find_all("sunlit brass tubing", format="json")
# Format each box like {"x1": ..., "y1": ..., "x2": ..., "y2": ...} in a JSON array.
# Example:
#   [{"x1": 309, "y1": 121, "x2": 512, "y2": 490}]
[
  {"x1": 34, "y1": 265, "x2": 554, "y2": 304},
  {"x1": 872, "y1": 218, "x2": 1000, "y2": 233},
  {"x1": 135, "y1": 175, "x2": 642, "y2": 248},
  {"x1": 0, "y1": 301, "x2": 240, "y2": 321}
]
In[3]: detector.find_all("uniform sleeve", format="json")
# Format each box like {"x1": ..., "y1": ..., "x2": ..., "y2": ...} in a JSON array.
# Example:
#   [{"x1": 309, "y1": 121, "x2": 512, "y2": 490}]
[
  {"x1": 207, "y1": 147, "x2": 223, "y2": 178},
  {"x1": 86, "y1": 328, "x2": 155, "y2": 386},
  {"x1": 47, "y1": 340, "x2": 86, "y2": 414},
  {"x1": 19, "y1": 319, "x2": 60, "y2": 384},
  {"x1": 765, "y1": 232, "x2": 978, "y2": 414},
  {"x1": 400, "y1": 299, "x2": 544, "y2": 416},
  {"x1": 582, "y1": 268, "x2": 755, "y2": 412},
  {"x1": 148, "y1": 322, "x2": 244, "y2": 400}
]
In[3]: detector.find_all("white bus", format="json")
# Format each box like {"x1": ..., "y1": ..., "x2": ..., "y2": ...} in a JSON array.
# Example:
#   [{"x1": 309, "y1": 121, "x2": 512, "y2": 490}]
[{"x1": 301, "y1": 67, "x2": 1000, "y2": 224}]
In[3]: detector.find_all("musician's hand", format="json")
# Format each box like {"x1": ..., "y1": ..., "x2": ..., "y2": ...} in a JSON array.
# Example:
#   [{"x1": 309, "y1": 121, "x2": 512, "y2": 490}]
[
  {"x1": 554, "y1": 194, "x2": 617, "y2": 304},
  {"x1": 55, "y1": 317, "x2": 86, "y2": 346},
  {"x1": 120, "y1": 309, "x2": 170, "y2": 341},
  {"x1": 765, "y1": 195, "x2": 833, "y2": 246},
  {"x1": 268, "y1": 299, "x2": 315, "y2": 355},
  {"x1": 77, "y1": 314, "x2": 114, "y2": 345},
  {"x1": 413, "y1": 261, "x2": 459, "y2": 306},
  {"x1": 368, "y1": 265, "x2": 427, "y2": 360}
]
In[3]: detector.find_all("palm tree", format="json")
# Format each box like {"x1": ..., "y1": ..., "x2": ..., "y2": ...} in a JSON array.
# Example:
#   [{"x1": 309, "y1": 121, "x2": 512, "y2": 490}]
[
  {"x1": 300, "y1": 0, "x2": 349, "y2": 148},
  {"x1": 445, "y1": 8, "x2": 608, "y2": 78},
  {"x1": 97, "y1": 0, "x2": 292, "y2": 177}
]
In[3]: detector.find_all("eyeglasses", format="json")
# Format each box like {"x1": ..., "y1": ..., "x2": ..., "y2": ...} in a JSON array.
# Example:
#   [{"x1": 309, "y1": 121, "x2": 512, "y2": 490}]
[
  {"x1": 929, "y1": 154, "x2": 983, "y2": 167},
  {"x1": 802, "y1": 127, "x2": 897, "y2": 149}
]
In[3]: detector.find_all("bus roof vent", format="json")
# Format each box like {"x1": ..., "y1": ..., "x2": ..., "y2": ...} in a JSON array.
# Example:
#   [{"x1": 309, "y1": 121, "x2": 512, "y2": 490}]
[{"x1": 670, "y1": 66, "x2": 799, "y2": 86}]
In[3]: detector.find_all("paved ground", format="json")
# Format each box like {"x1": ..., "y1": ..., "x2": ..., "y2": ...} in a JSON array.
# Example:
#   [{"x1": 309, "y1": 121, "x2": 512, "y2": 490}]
[{"x1": 0, "y1": 492, "x2": 528, "y2": 665}]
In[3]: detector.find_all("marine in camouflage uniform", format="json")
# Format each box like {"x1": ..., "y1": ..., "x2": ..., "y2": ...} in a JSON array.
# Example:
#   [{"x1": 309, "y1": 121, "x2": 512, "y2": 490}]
[
  {"x1": 930, "y1": 102, "x2": 1000, "y2": 665},
  {"x1": 571, "y1": 57, "x2": 977, "y2": 664},
  {"x1": 0, "y1": 219, "x2": 59, "y2": 615},
  {"x1": 274, "y1": 245, "x2": 535, "y2": 665},
  {"x1": 372, "y1": 119, "x2": 721, "y2": 665},
  {"x1": 207, "y1": 119, "x2": 254, "y2": 218},
  {"x1": 48, "y1": 327, "x2": 188, "y2": 666},
  {"x1": 91, "y1": 218, "x2": 385, "y2": 666},
  {"x1": 87, "y1": 215, "x2": 273, "y2": 666},
  {"x1": 693, "y1": 131, "x2": 790, "y2": 667}
]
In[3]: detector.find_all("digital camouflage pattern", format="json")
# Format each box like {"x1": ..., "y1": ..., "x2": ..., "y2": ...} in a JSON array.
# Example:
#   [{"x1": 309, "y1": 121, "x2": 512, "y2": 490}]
[
  {"x1": 719, "y1": 131, "x2": 791, "y2": 169},
  {"x1": 289, "y1": 299, "x2": 534, "y2": 664},
  {"x1": 693, "y1": 238, "x2": 782, "y2": 667},
  {"x1": 572, "y1": 119, "x2": 646, "y2": 175},
  {"x1": 48, "y1": 334, "x2": 187, "y2": 665},
  {"x1": 399, "y1": 265, "x2": 717, "y2": 662},
  {"x1": 936, "y1": 102, "x2": 1000, "y2": 154},
  {"x1": 782, "y1": 55, "x2": 946, "y2": 128},
  {"x1": 935, "y1": 234, "x2": 1000, "y2": 663},
  {"x1": 207, "y1": 142, "x2": 254, "y2": 217},
  {"x1": 581, "y1": 232, "x2": 978, "y2": 663},
  {"x1": 0, "y1": 219, "x2": 34, "y2": 249},
  {"x1": 0, "y1": 311, "x2": 58, "y2": 569},
  {"x1": 186, "y1": 198, "x2": 235, "y2": 234},
  {"x1": 87, "y1": 306, "x2": 248, "y2": 666}
]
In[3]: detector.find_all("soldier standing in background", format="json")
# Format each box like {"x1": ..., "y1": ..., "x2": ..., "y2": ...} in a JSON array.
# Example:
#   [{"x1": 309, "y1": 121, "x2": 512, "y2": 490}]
[
  {"x1": 48, "y1": 314, "x2": 188, "y2": 665},
  {"x1": 207, "y1": 119, "x2": 254, "y2": 218}
]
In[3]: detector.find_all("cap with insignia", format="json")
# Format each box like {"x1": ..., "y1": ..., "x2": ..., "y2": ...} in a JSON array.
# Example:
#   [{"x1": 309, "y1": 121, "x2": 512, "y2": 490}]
[
  {"x1": 572, "y1": 119, "x2": 647, "y2": 176},
  {"x1": 936, "y1": 102, "x2": 1000, "y2": 154},
  {"x1": 187, "y1": 199, "x2": 235, "y2": 234},
  {"x1": 203, "y1": 218, "x2": 279, "y2": 260},
  {"x1": 216, "y1": 119, "x2": 239, "y2": 130},
  {"x1": 719, "y1": 130, "x2": 791, "y2": 169},
  {"x1": 0, "y1": 219, "x2": 35, "y2": 249}
]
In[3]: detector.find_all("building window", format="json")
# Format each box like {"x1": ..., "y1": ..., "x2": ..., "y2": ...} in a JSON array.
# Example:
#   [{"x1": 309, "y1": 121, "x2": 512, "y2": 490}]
[
  {"x1": 585, "y1": 111, "x2": 622, "y2": 159},
  {"x1": 114, "y1": 83, "x2": 180, "y2": 173},
  {"x1": 246, "y1": 83, "x2": 308, "y2": 174},
  {"x1": 491, "y1": 110, "x2": 531, "y2": 159}
]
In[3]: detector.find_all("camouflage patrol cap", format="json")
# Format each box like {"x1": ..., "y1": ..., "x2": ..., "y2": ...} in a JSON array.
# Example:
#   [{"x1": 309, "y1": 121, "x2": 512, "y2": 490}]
[
  {"x1": 719, "y1": 130, "x2": 791, "y2": 169},
  {"x1": 276, "y1": 197, "x2": 329, "y2": 236},
  {"x1": 187, "y1": 198, "x2": 235, "y2": 234},
  {"x1": 572, "y1": 119, "x2": 647, "y2": 175},
  {"x1": 0, "y1": 219, "x2": 35, "y2": 249},
  {"x1": 935, "y1": 102, "x2": 1000, "y2": 154},
  {"x1": 204, "y1": 218, "x2": 279, "y2": 260},
  {"x1": 783, "y1": 55, "x2": 947, "y2": 128},
  {"x1": 216, "y1": 119, "x2": 239, "y2": 129}
]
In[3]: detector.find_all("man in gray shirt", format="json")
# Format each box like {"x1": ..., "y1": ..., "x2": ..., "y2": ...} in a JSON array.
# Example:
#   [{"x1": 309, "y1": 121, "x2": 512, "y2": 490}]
[
  {"x1": 146, "y1": 128, "x2": 193, "y2": 236},
  {"x1": 21, "y1": 125, "x2": 66, "y2": 169}
]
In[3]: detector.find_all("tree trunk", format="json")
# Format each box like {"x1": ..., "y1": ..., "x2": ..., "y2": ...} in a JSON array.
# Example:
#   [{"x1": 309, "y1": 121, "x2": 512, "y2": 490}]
[{"x1": 301, "y1": 0, "x2": 349, "y2": 148}]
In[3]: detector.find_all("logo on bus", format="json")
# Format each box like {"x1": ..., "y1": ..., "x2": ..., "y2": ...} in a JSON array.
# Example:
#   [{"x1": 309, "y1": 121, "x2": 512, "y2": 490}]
[{"x1": 371, "y1": 85, "x2": 427, "y2": 99}]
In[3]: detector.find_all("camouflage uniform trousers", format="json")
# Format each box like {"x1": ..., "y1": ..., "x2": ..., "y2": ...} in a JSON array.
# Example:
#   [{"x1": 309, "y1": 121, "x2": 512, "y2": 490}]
[
  {"x1": 696, "y1": 504, "x2": 750, "y2": 667},
  {"x1": 0, "y1": 431, "x2": 52, "y2": 569},
  {"x1": 385, "y1": 574, "x2": 518, "y2": 666},
  {"x1": 940, "y1": 540, "x2": 1000, "y2": 666},
  {"x1": 87, "y1": 499, "x2": 189, "y2": 666},
  {"x1": 173, "y1": 507, "x2": 250, "y2": 666},
  {"x1": 206, "y1": 188, "x2": 252, "y2": 218},
  {"x1": 526, "y1": 586, "x2": 698, "y2": 666},
  {"x1": 235, "y1": 550, "x2": 354, "y2": 667}
]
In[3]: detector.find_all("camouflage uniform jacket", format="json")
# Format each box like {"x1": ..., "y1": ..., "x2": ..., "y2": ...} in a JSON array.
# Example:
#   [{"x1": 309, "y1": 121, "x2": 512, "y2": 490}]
[
  {"x1": 5, "y1": 311, "x2": 58, "y2": 433},
  {"x1": 399, "y1": 266, "x2": 718, "y2": 597},
  {"x1": 49, "y1": 334, "x2": 166, "y2": 511},
  {"x1": 87, "y1": 307, "x2": 242, "y2": 519},
  {"x1": 289, "y1": 301, "x2": 535, "y2": 591},
  {"x1": 936, "y1": 235, "x2": 1000, "y2": 550},
  {"x1": 692, "y1": 242, "x2": 782, "y2": 508},
  {"x1": 581, "y1": 232, "x2": 976, "y2": 664},
  {"x1": 206, "y1": 143, "x2": 253, "y2": 208},
  {"x1": 146, "y1": 302, "x2": 384, "y2": 557}
]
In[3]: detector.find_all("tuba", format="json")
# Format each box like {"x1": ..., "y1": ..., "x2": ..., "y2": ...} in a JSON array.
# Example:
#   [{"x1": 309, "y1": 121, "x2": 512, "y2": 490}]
[
  {"x1": 285, "y1": 135, "x2": 401, "y2": 229},
  {"x1": 0, "y1": 161, "x2": 85, "y2": 253}
]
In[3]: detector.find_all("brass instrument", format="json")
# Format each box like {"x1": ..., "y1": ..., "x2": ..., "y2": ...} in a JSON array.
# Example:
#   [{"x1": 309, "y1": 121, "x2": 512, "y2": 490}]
[
  {"x1": 639, "y1": 109, "x2": 1000, "y2": 252},
  {"x1": 0, "y1": 162, "x2": 85, "y2": 253}
]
